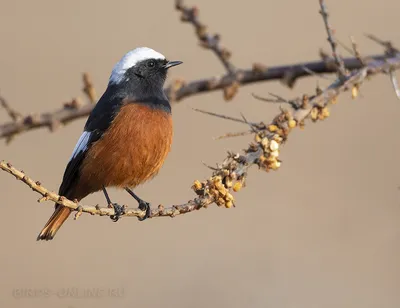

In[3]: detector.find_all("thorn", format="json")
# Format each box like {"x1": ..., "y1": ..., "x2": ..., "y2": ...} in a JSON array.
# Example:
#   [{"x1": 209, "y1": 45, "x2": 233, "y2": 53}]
[
  {"x1": 0, "y1": 94, "x2": 22, "y2": 122},
  {"x1": 240, "y1": 113, "x2": 258, "y2": 134},
  {"x1": 202, "y1": 162, "x2": 218, "y2": 170},
  {"x1": 335, "y1": 37, "x2": 356, "y2": 56},
  {"x1": 389, "y1": 70, "x2": 400, "y2": 100},
  {"x1": 349, "y1": 35, "x2": 365, "y2": 65},
  {"x1": 281, "y1": 69, "x2": 297, "y2": 88},
  {"x1": 365, "y1": 33, "x2": 398, "y2": 55},
  {"x1": 64, "y1": 97, "x2": 82, "y2": 110},
  {"x1": 49, "y1": 120, "x2": 62, "y2": 132},
  {"x1": 192, "y1": 108, "x2": 257, "y2": 125},
  {"x1": 213, "y1": 130, "x2": 253, "y2": 140},
  {"x1": 252, "y1": 93, "x2": 299, "y2": 110},
  {"x1": 74, "y1": 206, "x2": 83, "y2": 220},
  {"x1": 38, "y1": 194, "x2": 50, "y2": 203},
  {"x1": 5, "y1": 135, "x2": 15, "y2": 145},
  {"x1": 223, "y1": 81, "x2": 240, "y2": 101}
]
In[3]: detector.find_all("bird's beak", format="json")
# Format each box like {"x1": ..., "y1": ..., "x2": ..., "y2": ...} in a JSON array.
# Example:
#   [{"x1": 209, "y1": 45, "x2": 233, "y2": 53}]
[{"x1": 164, "y1": 60, "x2": 183, "y2": 69}]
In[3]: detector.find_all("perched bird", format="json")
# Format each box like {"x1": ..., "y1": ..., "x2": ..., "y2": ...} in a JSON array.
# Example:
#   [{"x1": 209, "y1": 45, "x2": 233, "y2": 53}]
[{"x1": 37, "y1": 47, "x2": 182, "y2": 241}]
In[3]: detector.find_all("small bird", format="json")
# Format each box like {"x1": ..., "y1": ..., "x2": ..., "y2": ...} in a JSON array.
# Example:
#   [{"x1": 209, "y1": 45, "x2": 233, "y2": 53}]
[{"x1": 37, "y1": 47, "x2": 182, "y2": 241}]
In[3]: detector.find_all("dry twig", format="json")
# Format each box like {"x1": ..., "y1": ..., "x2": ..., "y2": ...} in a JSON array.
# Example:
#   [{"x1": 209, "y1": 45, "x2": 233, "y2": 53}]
[{"x1": 319, "y1": 0, "x2": 347, "y2": 78}]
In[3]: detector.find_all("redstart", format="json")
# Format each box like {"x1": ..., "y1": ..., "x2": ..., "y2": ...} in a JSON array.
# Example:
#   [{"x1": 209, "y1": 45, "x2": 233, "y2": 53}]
[{"x1": 37, "y1": 47, "x2": 182, "y2": 241}]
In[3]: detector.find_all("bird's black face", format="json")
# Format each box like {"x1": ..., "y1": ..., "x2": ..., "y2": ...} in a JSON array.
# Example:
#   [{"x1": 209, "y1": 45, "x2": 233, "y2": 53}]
[
  {"x1": 125, "y1": 58, "x2": 182, "y2": 91},
  {"x1": 130, "y1": 58, "x2": 167, "y2": 83}
]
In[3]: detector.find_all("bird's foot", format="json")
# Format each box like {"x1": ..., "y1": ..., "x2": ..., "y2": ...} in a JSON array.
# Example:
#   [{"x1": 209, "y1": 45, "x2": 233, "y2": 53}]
[
  {"x1": 109, "y1": 203, "x2": 125, "y2": 222},
  {"x1": 138, "y1": 200, "x2": 151, "y2": 221}
]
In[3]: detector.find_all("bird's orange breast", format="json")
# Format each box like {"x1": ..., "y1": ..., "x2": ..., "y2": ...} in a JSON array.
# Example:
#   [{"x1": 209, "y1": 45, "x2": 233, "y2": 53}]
[{"x1": 75, "y1": 103, "x2": 173, "y2": 199}]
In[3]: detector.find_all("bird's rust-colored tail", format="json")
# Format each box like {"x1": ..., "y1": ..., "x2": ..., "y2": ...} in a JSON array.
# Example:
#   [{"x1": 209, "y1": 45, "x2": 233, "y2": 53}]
[{"x1": 37, "y1": 206, "x2": 72, "y2": 241}]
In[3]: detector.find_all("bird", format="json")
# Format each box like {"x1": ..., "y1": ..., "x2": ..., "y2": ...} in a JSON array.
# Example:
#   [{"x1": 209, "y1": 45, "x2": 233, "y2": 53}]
[{"x1": 37, "y1": 47, "x2": 182, "y2": 241}]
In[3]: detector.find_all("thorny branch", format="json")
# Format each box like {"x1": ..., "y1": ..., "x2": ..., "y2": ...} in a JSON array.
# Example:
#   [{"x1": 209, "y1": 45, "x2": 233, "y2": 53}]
[
  {"x1": 175, "y1": 0, "x2": 236, "y2": 75},
  {"x1": 1, "y1": 0, "x2": 400, "y2": 221},
  {"x1": 1, "y1": 2, "x2": 399, "y2": 141}
]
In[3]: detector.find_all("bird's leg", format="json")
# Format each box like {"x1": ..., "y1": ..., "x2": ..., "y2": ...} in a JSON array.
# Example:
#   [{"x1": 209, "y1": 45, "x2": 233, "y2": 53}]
[
  {"x1": 102, "y1": 186, "x2": 125, "y2": 222},
  {"x1": 124, "y1": 188, "x2": 151, "y2": 221}
]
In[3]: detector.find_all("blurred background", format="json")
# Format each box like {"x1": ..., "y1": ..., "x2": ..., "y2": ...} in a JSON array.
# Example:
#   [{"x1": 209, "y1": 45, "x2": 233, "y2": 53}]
[{"x1": 1, "y1": 1, "x2": 400, "y2": 307}]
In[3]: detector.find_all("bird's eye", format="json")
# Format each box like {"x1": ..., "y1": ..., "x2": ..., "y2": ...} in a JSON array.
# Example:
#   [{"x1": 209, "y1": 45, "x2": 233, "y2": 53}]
[{"x1": 147, "y1": 61, "x2": 155, "y2": 68}]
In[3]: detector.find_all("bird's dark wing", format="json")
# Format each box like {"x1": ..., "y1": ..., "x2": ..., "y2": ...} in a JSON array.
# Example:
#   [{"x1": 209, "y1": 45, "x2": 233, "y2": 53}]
[
  {"x1": 58, "y1": 88, "x2": 125, "y2": 198},
  {"x1": 58, "y1": 130, "x2": 102, "y2": 197}
]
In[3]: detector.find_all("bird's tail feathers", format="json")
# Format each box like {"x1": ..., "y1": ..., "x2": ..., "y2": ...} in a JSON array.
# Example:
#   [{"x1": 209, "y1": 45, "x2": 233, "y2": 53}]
[{"x1": 37, "y1": 206, "x2": 72, "y2": 241}]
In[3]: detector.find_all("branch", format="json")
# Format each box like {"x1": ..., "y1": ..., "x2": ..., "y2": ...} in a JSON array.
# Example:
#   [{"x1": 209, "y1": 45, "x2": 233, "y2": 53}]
[
  {"x1": 1, "y1": 0, "x2": 398, "y2": 141},
  {"x1": 175, "y1": 0, "x2": 236, "y2": 75},
  {"x1": 0, "y1": 55, "x2": 395, "y2": 142},
  {"x1": 1, "y1": 0, "x2": 400, "y2": 224},
  {"x1": 2, "y1": 34, "x2": 400, "y2": 221},
  {"x1": 0, "y1": 161, "x2": 208, "y2": 220}
]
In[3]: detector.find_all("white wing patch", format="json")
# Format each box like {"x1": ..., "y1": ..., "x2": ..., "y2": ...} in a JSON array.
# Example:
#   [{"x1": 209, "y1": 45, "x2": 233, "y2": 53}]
[
  {"x1": 109, "y1": 47, "x2": 166, "y2": 84},
  {"x1": 70, "y1": 131, "x2": 91, "y2": 160}
]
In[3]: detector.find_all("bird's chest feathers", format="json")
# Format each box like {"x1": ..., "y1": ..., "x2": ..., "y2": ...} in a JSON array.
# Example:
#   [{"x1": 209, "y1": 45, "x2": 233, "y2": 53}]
[
  {"x1": 109, "y1": 103, "x2": 172, "y2": 157},
  {"x1": 83, "y1": 103, "x2": 173, "y2": 187}
]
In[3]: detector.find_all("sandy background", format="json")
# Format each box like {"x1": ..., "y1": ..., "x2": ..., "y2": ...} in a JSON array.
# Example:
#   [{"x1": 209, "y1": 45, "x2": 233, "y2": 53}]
[{"x1": 1, "y1": 1, "x2": 400, "y2": 307}]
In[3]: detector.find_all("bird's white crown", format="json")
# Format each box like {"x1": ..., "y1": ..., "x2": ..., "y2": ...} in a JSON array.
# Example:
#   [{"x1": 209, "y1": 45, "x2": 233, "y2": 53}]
[{"x1": 109, "y1": 47, "x2": 166, "y2": 84}]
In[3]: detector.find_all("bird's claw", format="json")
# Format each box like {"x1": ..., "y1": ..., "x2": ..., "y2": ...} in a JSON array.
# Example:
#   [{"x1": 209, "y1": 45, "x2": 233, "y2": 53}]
[
  {"x1": 110, "y1": 203, "x2": 125, "y2": 222},
  {"x1": 138, "y1": 200, "x2": 151, "y2": 221}
]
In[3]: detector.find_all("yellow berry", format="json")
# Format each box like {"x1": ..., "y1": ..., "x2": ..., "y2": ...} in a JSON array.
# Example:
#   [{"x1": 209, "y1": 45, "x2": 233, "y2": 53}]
[
  {"x1": 225, "y1": 193, "x2": 234, "y2": 202},
  {"x1": 351, "y1": 86, "x2": 358, "y2": 99},
  {"x1": 225, "y1": 201, "x2": 234, "y2": 208},
  {"x1": 255, "y1": 133, "x2": 263, "y2": 143},
  {"x1": 233, "y1": 182, "x2": 242, "y2": 192},
  {"x1": 270, "y1": 160, "x2": 281, "y2": 170},
  {"x1": 321, "y1": 107, "x2": 330, "y2": 117},
  {"x1": 268, "y1": 125, "x2": 278, "y2": 132},
  {"x1": 192, "y1": 180, "x2": 202, "y2": 191},
  {"x1": 310, "y1": 107, "x2": 319, "y2": 120},
  {"x1": 288, "y1": 119, "x2": 297, "y2": 128}
]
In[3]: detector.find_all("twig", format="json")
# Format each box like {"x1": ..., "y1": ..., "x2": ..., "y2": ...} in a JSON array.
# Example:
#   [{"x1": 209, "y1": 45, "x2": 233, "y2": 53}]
[
  {"x1": 192, "y1": 108, "x2": 258, "y2": 126},
  {"x1": 82, "y1": 73, "x2": 97, "y2": 103},
  {"x1": 365, "y1": 33, "x2": 399, "y2": 55},
  {"x1": 319, "y1": 0, "x2": 347, "y2": 78},
  {"x1": 175, "y1": 0, "x2": 236, "y2": 75},
  {"x1": 336, "y1": 38, "x2": 356, "y2": 57},
  {"x1": 252, "y1": 92, "x2": 300, "y2": 109},
  {"x1": 350, "y1": 36, "x2": 365, "y2": 65},
  {"x1": 213, "y1": 130, "x2": 253, "y2": 140},
  {"x1": 0, "y1": 95, "x2": 22, "y2": 122}
]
